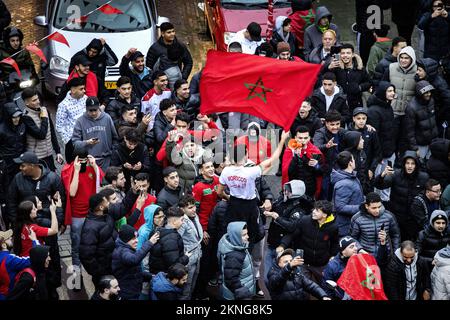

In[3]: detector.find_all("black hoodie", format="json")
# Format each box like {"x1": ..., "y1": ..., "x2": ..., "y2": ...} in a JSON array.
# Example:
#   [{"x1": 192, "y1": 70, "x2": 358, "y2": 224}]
[
  {"x1": 341, "y1": 131, "x2": 370, "y2": 193},
  {"x1": 0, "y1": 102, "x2": 26, "y2": 165}
]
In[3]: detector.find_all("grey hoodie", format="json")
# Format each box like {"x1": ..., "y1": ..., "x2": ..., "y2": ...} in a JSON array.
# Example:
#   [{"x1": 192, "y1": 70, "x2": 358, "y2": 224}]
[
  {"x1": 429, "y1": 210, "x2": 448, "y2": 228},
  {"x1": 395, "y1": 247, "x2": 419, "y2": 300},
  {"x1": 72, "y1": 111, "x2": 119, "y2": 169}
]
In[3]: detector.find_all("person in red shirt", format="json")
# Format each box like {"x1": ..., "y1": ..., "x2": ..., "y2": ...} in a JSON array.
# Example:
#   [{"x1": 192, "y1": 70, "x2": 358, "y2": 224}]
[
  {"x1": 13, "y1": 199, "x2": 59, "y2": 257},
  {"x1": 127, "y1": 173, "x2": 157, "y2": 230},
  {"x1": 61, "y1": 147, "x2": 104, "y2": 274},
  {"x1": 235, "y1": 122, "x2": 272, "y2": 165}
]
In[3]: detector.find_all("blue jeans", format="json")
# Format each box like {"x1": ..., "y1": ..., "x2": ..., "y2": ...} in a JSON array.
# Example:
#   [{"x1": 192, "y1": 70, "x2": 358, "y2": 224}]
[
  {"x1": 71, "y1": 217, "x2": 85, "y2": 267},
  {"x1": 263, "y1": 247, "x2": 277, "y2": 286}
]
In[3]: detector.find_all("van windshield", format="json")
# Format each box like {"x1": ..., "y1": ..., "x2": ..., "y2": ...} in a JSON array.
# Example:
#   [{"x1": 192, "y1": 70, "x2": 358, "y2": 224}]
[
  {"x1": 54, "y1": 0, "x2": 151, "y2": 32},
  {"x1": 221, "y1": 0, "x2": 291, "y2": 9}
]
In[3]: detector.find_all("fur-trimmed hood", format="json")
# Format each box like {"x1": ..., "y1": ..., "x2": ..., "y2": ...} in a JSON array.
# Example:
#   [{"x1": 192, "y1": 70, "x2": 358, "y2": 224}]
[{"x1": 338, "y1": 53, "x2": 364, "y2": 70}]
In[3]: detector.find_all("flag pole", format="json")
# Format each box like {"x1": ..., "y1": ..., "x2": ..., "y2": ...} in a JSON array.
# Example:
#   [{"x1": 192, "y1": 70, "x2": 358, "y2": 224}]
[{"x1": 266, "y1": 0, "x2": 274, "y2": 42}]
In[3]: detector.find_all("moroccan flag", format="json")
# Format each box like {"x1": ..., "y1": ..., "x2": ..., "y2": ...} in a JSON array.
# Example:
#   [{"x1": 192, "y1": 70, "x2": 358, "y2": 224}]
[
  {"x1": 199, "y1": 50, "x2": 321, "y2": 130},
  {"x1": 48, "y1": 31, "x2": 70, "y2": 47},
  {"x1": 99, "y1": 4, "x2": 123, "y2": 15},
  {"x1": 26, "y1": 44, "x2": 47, "y2": 63},
  {"x1": 337, "y1": 254, "x2": 388, "y2": 300},
  {"x1": 0, "y1": 57, "x2": 21, "y2": 77}
]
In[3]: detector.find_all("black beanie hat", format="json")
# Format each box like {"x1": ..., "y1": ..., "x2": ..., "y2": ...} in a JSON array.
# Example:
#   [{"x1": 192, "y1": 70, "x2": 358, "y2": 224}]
[
  {"x1": 119, "y1": 224, "x2": 137, "y2": 243},
  {"x1": 339, "y1": 236, "x2": 357, "y2": 252}
]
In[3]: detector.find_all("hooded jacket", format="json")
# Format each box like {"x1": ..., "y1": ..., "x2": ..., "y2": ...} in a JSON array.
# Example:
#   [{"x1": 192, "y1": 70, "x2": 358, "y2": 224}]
[
  {"x1": 426, "y1": 138, "x2": 450, "y2": 188},
  {"x1": 350, "y1": 203, "x2": 401, "y2": 255},
  {"x1": 0, "y1": 250, "x2": 30, "y2": 300},
  {"x1": 151, "y1": 271, "x2": 183, "y2": 300},
  {"x1": 0, "y1": 103, "x2": 26, "y2": 166},
  {"x1": 289, "y1": 110, "x2": 323, "y2": 138},
  {"x1": 367, "y1": 38, "x2": 392, "y2": 77},
  {"x1": 404, "y1": 81, "x2": 439, "y2": 150},
  {"x1": 383, "y1": 46, "x2": 417, "y2": 115},
  {"x1": 119, "y1": 55, "x2": 153, "y2": 100},
  {"x1": 303, "y1": 6, "x2": 340, "y2": 58},
  {"x1": 270, "y1": 16, "x2": 297, "y2": 56},
  {"x1": 267, "y1": 258, "x2": 328, "y2": 300},
  {"x1": 311, "y1": 86, "x2": 350, "y2": 123},
  {"x1": 72, "y1": 111, "x2": 119, "y2": 169},
  {"x1": 217, "y1": 222, "x2": 255, "y2": 300},
  {"x1": 367, "y1": 82, "x2": 396, "y2": 158},
  {"x1": 431, "y1": 245, "x2": 450, "y2": 300},
  {"x1": 313, "y1": 126, "x2": 347, "y2": 176},
  {"x1": 331, "y1": 169, "x2": 365, "y2": 236},
  {"x1": 137, "y1": 204, "x2": 162, "y2": 250},
  {"x1": 156, "y1": 185, "x2": 184, "y2": 212},
  {"x1": 418, "y1": 10, "x2": 450, "y2": 62},
  {"x1": 288, "y1": 0, "x2": 315, "y2": 48},
  {"x1": 69, "y1": 39, "x2": 118, "y2": 82},
  {"x1": 375, "y1": 151, "x2": 429, "y2": 229},
  {"x1": 105, "y1": 91, "x2": 142, "y2": 124},
  {"x1": 373, "y1": 52, "x2": 397, "y2": 87},
  {"x1": 112, "y1": 238, "x2": 153, "y2": 300},
  {"x1": 383, "y1": 247, "x2": 430, "y2": 300},
  {"x1": 417, "y1": 210, "x2": 450, "y2": 266},
  {"x1": 348, "y1": 122, "x2": 382, "y2": 173}
]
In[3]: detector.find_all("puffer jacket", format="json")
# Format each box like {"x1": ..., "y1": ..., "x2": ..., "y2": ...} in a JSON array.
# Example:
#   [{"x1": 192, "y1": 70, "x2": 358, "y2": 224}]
[
  {"x1": 404, "y1": 88, "x2": 438, "y2": 150},
  {"x1": 331, "y1": 169, "x2": 365, "y2": 236},
  {"x1": 366, "y1": 82, "x2": 396, "y2": 158},
  {"x1": 383, "y1": 46, "x2": 417, "y2": 116},
  {"x1": 416, "y1": 211, "x2": 450, "y2": 266},
  {"x1": 374, "y1": 151, "x2": 429, "y2": 227},
  {"x1": 112, "y1": 238, "x2": 153, "y2": 300},
  {"x1": 418, "y1": 12, "x2": 450, "y2": 62},
  {"x1": 151, "y1": 271, "x2": 183, "y2": 300},
  {"x1": 217, "y1": 222, "x2": 255, "y2": 300},
  {"x1": 321, "y1": 252, "x2": 348, "y2": 298},
  {"x1": 0, "y1": 103, "x2": 26, "y2": 173},
  {"x1": 156, "y1": 186, "x2": 184, "y2": 212},
  {"x1": 267, "y1": 261, "x2": 327, "y2": 300},
  {"x1": 153, "y1": 112, "x2": 175, "y2": 151},
  {"x1": 431, "y1": 246, "x2": 450, "y2": 300},
  {"x1": 426, "y1": 139, "x2": 450, "y2": 189},
  {"x1": 172, "y1": 92, "x2": 200, "y2": 123},
  {"x1": 148, "y1": 227, "x2": 189, "y2": 274},
  {"x1": 105, "y1": 91, "x2": 141, "y2": 124},
  {"x1": 350, "y1": 204, "x2": 401, "y2": 255},
  {"x1": 79, "y1": 190, "x2": 138, "y2": 277}
]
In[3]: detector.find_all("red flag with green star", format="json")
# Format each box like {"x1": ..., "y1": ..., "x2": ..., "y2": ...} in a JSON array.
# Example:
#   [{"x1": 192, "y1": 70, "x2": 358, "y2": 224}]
[
  {"x1": 199, "y1": 50, "x2": 321, "y2": 130},
  {"x1": 337, "y1": 254, "x2": 388, "y2": 300}
]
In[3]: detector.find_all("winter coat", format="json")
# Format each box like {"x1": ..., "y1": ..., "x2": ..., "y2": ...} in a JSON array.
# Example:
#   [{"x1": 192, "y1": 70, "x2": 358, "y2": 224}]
[
  {"x1": 404, "y1": 95, "x2": 438, "y2": 150},
  {"x1": 308, "y1": 44, "x2": 334, "y2": 65},
  {"x1": 0, "y1": 43, "x2": 36, "y2": 80},
  {"x1": 367, "y1": 39, "x2": 392, "y2": 77},
  {"x1": 105, "y1": 92, "x2": 141, "y2": 124},
  {"x1": 383, "y1": 248, "x2": 431, "y2": 300},
  {"x1": 267, "y1": 261, "x2": 328, "y2": 300},
  {"x1": 311, "y1": 86, "x2": 350, "y2": 124},
  {"x1": 172, "y1": 92, "x2": 200, "y2": 123},
  {"x1": 373, "y1": 53, "x2": 397, "y2": 88},
  {"x1": 0, "y1": 1, "x2": 11, "y2": 42},
  {"x1": 178, "y1": 214, "x2": 203, "y2": 266},
  {"x1": 151, "y1": 271, "x2": 183, "y2": 300},
  {"x1": 416, "y1": 211, "x2": 450, "y2": 266},
  {"x1": 112, "y1": 238, "x2": 153, "y2": 300},
  {"x1": 145, "y1": 37, "x2": 193, "y2": 80},
  {"x1": 69, "y1": 39, "x2": 118, "y2": 82},
  {"x1": 383, "y1": 46, "x2": 418, "y2": 115},
  {"x1": 442, "y1": 184, "x2": 450, "y2": 211},
  {"x1": 289, "y1": 111, "x2": 323, "y2": 138},
  {"x1": 418, "y1": 12, "x2": 450, "y2": 62},
  {"x1": 119, "y1": 55, "x2": 153, "y2": 100},
  {"x1": 410, "y1": 193, "x2": 441, "y2": 235},
  {"x1": 331, "y1": 54, "x2": 371, "y2": 110},
  {"x1": 79, "y1": 190, "x2": 138, "y2": 277},
  {"x1": 0, "y1": 251, "x2": 30, "y2": 300},
  {"x1": 416, "y1": 58, "x2": 450, "y2": 126},
  {"x1": 313, "y1": 127, "x2": 347, "y2": 175},
  {"x1": 426, "y1": 139, "x2": 450, "y2": 189},
  {"x1": 270, "y1": 16, "x2": 297, "y2": 57},
  {"x1": 348, "y1": 123, "x2": 382, "y2": 173},
  {"x1": 280, "y1": 214, "x2": 339, "y2": 267},
  {"x1": 321, "y1": 252, "x2": 348, "y2": 298},
  {"x1": 153, "y1": 112, "x2": 175, "y2": 151},
  {"x1": 331, "y1": 169, "x2": 365, "y2": 237},
  {"x1": 110, "y1": 142, "x2": 151, "y2": 182},
  {"x1": 8, "y1": 165, "x2": 65, "y2": 225},
  {"x1": 156, "y1": 186, "x2": 184, "y2": 212},
  {"x1": 431, "y1": 246, "x2": 450, "y2": 300},
  {"x1": 350, "y1": 204, "x2": 401, "y2": 255},
  {"x1": 0, "y1": 103, "x2": 26, "y2": 171},
  {"x1": 303, "y1": 6, "x2": 340, "y2": 58},
  {"x1": 374, "y1": 151, "x2": 429, "y2": 230},
  {"x1": 217, "y1": 222, "x2": 255, "y2": 300},
  {"x1": 366, "y1": 82, "x2": 396, "y2": 158},
  {"x1": 137, "y1": 204, "x2": 161, "y2": 250},
  {"x1": 148, "y1": 227, "x2": 189, "y2": 274}
]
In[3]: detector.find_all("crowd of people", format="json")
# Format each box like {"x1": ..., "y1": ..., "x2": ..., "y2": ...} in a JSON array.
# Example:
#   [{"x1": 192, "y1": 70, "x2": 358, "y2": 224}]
[{"x1": 0, "y1": 0, "x2": 450, "y2": 301}]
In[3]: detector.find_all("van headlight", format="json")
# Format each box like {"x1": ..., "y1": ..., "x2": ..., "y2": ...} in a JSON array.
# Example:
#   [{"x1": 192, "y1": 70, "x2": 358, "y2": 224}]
[
  {"x1": 224, "y1": 32, "x2": 236, "y2": 45},
  {"x1": 49, "y1": 56, "x2": 69, "y2": 74}
]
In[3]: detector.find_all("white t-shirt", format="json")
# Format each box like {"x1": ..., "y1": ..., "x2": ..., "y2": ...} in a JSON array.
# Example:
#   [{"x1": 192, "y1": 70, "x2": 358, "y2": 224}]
[
  {"x1": 231, "y1": 29, "x2": 264, "y2": 55},
  {"x1": 219, "y1": 165, "x2": 262, "y2": 200}
]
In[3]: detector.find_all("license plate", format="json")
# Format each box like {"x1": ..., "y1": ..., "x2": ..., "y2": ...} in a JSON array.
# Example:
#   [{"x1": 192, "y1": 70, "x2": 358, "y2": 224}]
[{"x1": 105, "y1": 81, "x2": 117, "y2": 90}]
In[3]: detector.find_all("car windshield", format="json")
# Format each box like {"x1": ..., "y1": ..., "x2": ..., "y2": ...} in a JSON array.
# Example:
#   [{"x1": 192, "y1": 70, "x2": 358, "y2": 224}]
[
  {"x1": 53, "y1": 0, "x2": 150, "y2": 32},
  {"x1": 220, "y1": 0, "x2": 291, "y2": 8}
]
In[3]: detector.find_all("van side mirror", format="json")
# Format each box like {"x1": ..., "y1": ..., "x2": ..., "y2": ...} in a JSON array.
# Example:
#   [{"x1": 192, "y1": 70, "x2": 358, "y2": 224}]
[{"x1": 34, "y1": 16, "x2": 48, "y2": 27}]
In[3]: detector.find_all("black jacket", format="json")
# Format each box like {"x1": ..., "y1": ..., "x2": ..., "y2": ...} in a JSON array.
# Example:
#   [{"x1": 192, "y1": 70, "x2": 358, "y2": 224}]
[
  {"x1": 280, "y1": 215, "x2": 339, "y2": 267},
  {"x1": 146, "y1": 37, "x2": 193, "y2": 80},
  {"x1": 208, "y1": 200, "x2": 228, "y2": 246},
  {"x1": 418, "y1": 12, "x2": 450, "y2": 62},
  {"x1": 0, "y1": 103, "x2": 26, "y2": 173},
  {"x1": 119, "y1": 55, "x2": 153, "y2": 100},
  {"x1": 289, "y1": 111, "x2": 323, "y2": 140},
  {"x1": 153, "y1": 112, "x2": 175, "y2": 152},
  {"x1": 311, "y1": 87, "x2": 350, "y2": 124},
  {"x1": 8, "y1": 166, "x2": 65, "y2": 226},
  {"x1": 270, "y1": 29, "x2": 297, "y2": 57},
  {"x1": 373, "y1": 53, "x2": 397, "y2": 87},
  {"x1": 79, "y1": 190, "x2": 138, "y2": 277},
  {"x1": 348, "y1": 123, "x2": 382, "y2": 172},
  {"x1": 404, "y1": 95, "x2": 439, "y2": 150},
  {"x1": 156, "y1": 186, "x2": 184, "y2": 212},
  {"x1": 410, "y1": 193, "x2": 440, "y2": 234},
  {"x1": 426, "y1": 138, "x2": 450, "y2": 188},
  {"x1": 267, "y1": 262, "x2": 328, "y2": 300},
  {"x1": 288, "y1": 152, "x2": 323, "y2": 197},
  {"x1": 110, "y1": 142, "x2": 151, "y2": 182},
  {"x1": 313, "y1": 127, "x2": 347, "y2": 175},
  {"x1": 367, "y1": 87, "x2": 396, "y2": 158},
  {"x1": 417, "y1": 225, "x2": 450, "y2": 265},
  {"x1": 69, "y1": 39, "x2": 118, "y2": 82},
  {"x1": 383, "y1": 251, "x2": 431, "y2": 300},
  {"x1": 172, "y1": 92, "x2": 200, "y2": 123},
  {"x1": 148, "y1": 227, "x2": 189, "y2": 274},
  {"x1": 0, "y1": 1, "x2": 11, "y2": 41},
  {"x1": 105, "y1": 91, "x2": 141, "y2": 124}
]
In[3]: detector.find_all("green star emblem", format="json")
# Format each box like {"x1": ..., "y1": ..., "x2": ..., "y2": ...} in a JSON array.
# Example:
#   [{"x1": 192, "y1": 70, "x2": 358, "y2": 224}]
[
  {"x1": 360, "y1": 266, "x2": 380, "y2": 299},
  {"x1": 244, "y1": 77, "x2": 273, "y2": 104}
]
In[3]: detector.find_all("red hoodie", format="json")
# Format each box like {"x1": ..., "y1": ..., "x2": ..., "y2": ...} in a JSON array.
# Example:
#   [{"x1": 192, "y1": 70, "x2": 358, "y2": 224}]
[
  {"x1": 281, "y1": 140, "x2": 323, "y2": 199},
  {"x1": 67, "y1": 69, "x2": 98, "y2": 97},
  {"x1": 192, "y1": 175, "x2": 219, "y2": 231}
]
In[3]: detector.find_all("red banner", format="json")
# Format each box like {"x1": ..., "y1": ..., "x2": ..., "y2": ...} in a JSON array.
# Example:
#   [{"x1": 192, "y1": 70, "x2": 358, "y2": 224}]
[
  {"x1": 48, "y1": 31, "x2": 70, "y2": 47},
  {"x1": 99, "y1": 4, "x2": 123, "y2": 15},
  {"x1": 26, "y1": 44, "x2": 47, "y2": 64},
  {"x1": 0, "y1": 57, "x2": 21, "y2": 78}
]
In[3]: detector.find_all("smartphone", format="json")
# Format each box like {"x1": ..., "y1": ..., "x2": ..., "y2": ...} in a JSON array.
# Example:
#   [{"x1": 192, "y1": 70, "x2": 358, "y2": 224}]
[
  {"x1": 387, "y1": 160, "x2": 393, "y2": 168},
  {"x1": 92, "y1": 137, "x2": 99, "y2": 142},
  {"x1": 295, "y1": 249, "x2": 304, "y2": 259},
  {"x1": 380, "y1": 223, "x2": 385, "y2": 231},
  {"x1": 333, "y1": 53, "x2": 340, "y2": 61}
]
